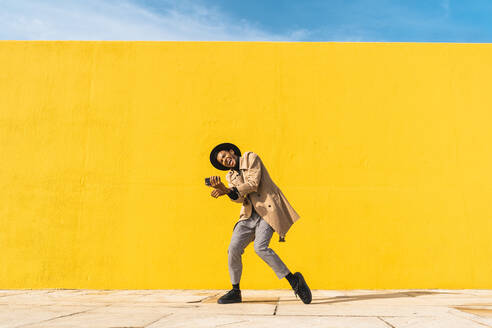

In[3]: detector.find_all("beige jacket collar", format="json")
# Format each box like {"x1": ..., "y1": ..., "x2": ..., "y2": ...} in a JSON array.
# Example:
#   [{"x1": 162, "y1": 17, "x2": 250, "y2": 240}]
[
  {"x1": 239, "y1": 153, "x2": 248, "y2": 170},
  {"x1": 229, "y1": 153, "x2": 247, "y2": 177}
]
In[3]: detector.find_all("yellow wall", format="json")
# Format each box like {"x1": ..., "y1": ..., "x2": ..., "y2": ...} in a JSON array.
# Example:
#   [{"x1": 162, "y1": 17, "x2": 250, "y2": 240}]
[{"x1": 1, "y1": 41, "x2": 491, "y2": 290}]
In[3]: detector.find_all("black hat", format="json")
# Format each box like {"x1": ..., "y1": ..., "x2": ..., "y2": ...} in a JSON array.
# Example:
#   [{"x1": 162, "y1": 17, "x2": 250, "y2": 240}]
[{"x1": 210, "y1": 143, "x2": 241, "y2": 171}]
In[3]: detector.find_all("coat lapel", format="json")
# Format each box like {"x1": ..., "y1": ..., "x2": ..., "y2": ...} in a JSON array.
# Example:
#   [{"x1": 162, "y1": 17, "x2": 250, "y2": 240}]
[
  {"x1": 229, "y1": 154, "x2": 247, "y2": 183},
  {"x1": 239, "y1": 153, "x2": 248, "y2": 170}
]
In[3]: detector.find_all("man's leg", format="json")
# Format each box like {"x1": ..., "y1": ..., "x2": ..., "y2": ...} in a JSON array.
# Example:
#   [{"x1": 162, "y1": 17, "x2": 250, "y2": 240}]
[
  {"x1": 253, "y1": 216, "x2": 290, "y2": 280},
  {"x1": 218, "y1": 218, "x2": 256, "y2": 304},
  {"x1": 253, "y1": 215, "x2": 312, "y2": 304},
  {"x1": 228, "y1": 219, "x2": 256, "y2": 285}
]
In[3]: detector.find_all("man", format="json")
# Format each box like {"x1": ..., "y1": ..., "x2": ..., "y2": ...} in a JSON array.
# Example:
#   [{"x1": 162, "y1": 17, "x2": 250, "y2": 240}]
[{"x1": 208, "y1": 142, "x2": 312, "y2": 304}]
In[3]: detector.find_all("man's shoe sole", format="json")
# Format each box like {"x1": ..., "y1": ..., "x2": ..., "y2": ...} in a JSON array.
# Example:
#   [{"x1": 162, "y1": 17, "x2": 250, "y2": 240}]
[
  {"x1": 217, "y1": 299, "x2": 242, "y2": 304},
  {"x1": 295, "y1": 272, "x2": 312, "y2": 304}
]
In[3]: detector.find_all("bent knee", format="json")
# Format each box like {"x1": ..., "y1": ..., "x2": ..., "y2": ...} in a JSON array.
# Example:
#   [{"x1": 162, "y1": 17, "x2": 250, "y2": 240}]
[
  {"x1": 228, "y1": 243, "x2": 245, "y2": 255},
  {"x1": 254, "y1": 246, "x2": 270, "y2": 255}
]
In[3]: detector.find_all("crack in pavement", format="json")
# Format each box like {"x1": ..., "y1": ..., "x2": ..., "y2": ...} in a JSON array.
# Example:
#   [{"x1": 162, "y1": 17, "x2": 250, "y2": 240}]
[
  {"x1": 187, "y1": 292, "x2": 221, "y2": 303},
  {"x1": 273, "y1": 297, "x2": 280, "y2": 315},
  {"x1": 13, "y1": 305, "x2": 107, "y2": 328},
  {"x1": 215, "y1": 320, "x2": 249, "y2": 327},
  {"x1": 377, "y1": 316, "x2": 397, "y2": 328},
  {"x1": 143, "y1": 312, "x2": 173, "y2": 328}
]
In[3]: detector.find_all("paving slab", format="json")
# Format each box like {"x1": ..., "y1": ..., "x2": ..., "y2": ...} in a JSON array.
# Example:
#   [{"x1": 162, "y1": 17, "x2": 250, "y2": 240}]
[
  {"x1": 133, "y1": 289, "x2": 217, "y2": 303},
  {"x1": 330, "y1": 298, "x2": 492, "y2": 307},
  {"x1": 275, "y1": 303, "x2": 451, "y2": 317},
  {"x1": 79, "y1": 301, "x2": 277, "y2": 316},
  {"x1": 148, "y1": 313, "x2": 390, "y2": 328},
  {"x1": 448, "y1": 307, "x2": 492, "y2": 327},
  {"x1": 382, "y1": 314, "x2": 488, "y2": 328},
  {"x1": 0, "y1": 289, "x2": 491, "y2": 328},
  {"x1": 298, "y1": 290, "x2": 492, "y2": 307},
  {"x1": 0, "y1": 289, "x2": 216, "y2": 306},
  {"x1": 182, "y1": 302, "x2": 277, "y2": 315},
  {"x1": 0, "y1": 304, "x2": 95, "y2": 328},
  {"x1": 21, "y1": 311, "x2": 171, "y2": 328},
  {"x1": 428, "y1": 289, "x2": 492, "y2": 296},
  {"x1": 0, "y1": 290, "x2": 35, "y2": 298},
  {"x1": 0, "y1": 290, "x2": 140, "y2": 306}
]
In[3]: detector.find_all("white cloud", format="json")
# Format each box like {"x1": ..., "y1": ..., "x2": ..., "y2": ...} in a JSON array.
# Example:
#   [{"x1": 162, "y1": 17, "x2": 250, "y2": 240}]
[{"x1": 0, "y1": 0, "x2": 307, "y2": 41}]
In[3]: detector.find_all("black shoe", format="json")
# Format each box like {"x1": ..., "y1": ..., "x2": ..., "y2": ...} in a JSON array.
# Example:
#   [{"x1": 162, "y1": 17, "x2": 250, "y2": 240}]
[
  {"x1": 292, "y1": 272, "x2": 312, "y2": 304},
  {"x1": 217, "y1": 289, "x2": 242, "y2": 304}
]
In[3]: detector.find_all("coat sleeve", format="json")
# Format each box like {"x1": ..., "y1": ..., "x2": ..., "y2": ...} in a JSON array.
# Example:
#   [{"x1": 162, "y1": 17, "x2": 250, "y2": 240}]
[
  {"x1": 225, "y1": 174, "x2": 245, "y2": 204},
  {"x1": 235, "y1": 152, "x2": 262, "y2": 198}
]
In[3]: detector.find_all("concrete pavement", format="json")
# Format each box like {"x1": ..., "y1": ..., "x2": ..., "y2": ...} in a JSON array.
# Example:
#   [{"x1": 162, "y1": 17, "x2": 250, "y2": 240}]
[{"x1": 0, "y1": 289, "x2": 491, "y2": 327}]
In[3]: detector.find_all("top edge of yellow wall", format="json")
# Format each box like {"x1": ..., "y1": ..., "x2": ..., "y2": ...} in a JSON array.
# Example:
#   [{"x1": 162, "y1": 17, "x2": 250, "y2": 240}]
[{"x1": 0, "y1": 40, "x2": 492, "y2": 45}]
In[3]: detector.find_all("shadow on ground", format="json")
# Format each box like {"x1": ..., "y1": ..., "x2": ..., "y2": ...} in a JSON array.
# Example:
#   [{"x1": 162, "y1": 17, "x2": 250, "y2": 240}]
[{"x1": 199, "y1": 290, "x2": 454, "y2": 305}]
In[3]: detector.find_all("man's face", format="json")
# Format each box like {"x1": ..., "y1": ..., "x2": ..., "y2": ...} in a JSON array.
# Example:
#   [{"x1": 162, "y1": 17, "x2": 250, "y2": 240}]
[{"x1": 217, "y1": 149, "x2": 237, "y2": 168}]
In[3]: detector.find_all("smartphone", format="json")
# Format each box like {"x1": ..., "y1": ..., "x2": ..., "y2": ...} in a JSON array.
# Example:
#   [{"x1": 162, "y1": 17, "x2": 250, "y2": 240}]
[{"x1": 205, "y1": 177, "x2": 211, "y2": 186}]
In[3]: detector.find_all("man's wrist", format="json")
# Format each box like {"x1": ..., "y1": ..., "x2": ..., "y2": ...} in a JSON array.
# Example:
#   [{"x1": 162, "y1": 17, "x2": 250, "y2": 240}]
[{"x1": 226, "y1": 186, "x2": 240, "y2": 200}]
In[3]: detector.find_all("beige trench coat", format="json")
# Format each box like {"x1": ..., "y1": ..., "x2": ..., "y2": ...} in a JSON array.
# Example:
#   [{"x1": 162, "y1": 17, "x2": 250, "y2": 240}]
[{"x1": 225, "y1": 151, "x2": 300, "y2": 241}]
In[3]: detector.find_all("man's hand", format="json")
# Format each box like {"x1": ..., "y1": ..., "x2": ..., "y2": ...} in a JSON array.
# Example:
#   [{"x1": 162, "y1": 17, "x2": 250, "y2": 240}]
[
  {"x1": 211, "y1": 188, "x2": 227, "y2": 198},
  {"x1": 208, "y1": 176, "x2": 229, "y2": 193}
]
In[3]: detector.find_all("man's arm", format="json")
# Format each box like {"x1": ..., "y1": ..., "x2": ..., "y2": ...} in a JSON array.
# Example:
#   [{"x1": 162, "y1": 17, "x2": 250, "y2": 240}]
[{"x1": 235, "y1": 152, "x2": 262, "y2": 198}]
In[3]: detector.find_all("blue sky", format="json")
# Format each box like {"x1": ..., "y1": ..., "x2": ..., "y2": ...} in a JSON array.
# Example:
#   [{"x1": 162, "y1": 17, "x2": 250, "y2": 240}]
[{"x1": 1, "y1": 0, "x2": 491, "y2": 42}]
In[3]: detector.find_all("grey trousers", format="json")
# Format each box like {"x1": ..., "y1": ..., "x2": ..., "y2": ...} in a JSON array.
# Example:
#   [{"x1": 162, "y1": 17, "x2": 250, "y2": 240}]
[{"x1": 228, "y1": 208, "x2": 290, "y2": 284}]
